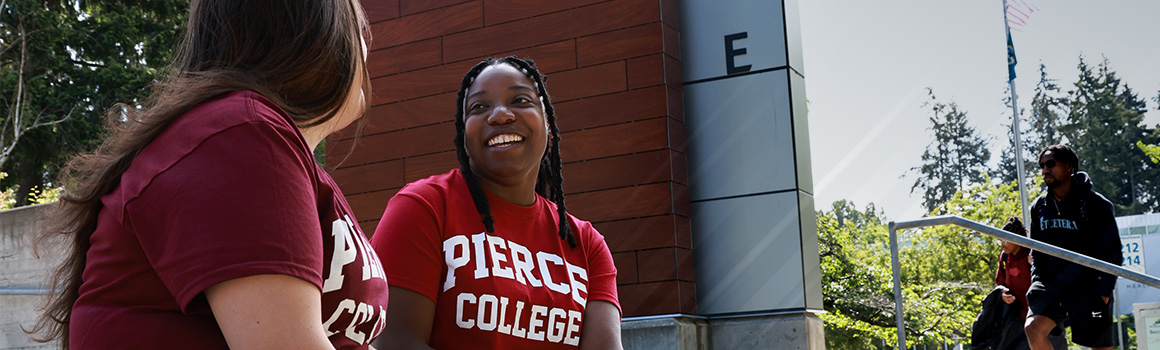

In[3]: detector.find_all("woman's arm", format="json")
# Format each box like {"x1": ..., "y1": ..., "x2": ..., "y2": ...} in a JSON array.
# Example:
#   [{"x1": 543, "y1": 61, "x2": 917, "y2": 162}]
[
  {"x1": 205, "y1": 274, "x2": 335, "y2": 350},
  {"x1": 579, "y1": 300, "x2": 623, "y2": 350},
  {"x1": 371, "y1": 286, "x2": 437, "y2": 350}
]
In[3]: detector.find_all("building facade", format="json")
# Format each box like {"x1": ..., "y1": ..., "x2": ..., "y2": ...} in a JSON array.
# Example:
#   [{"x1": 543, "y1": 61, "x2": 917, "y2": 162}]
[{"x1": 332, "y1": 0, "x2": 822, "y2": 348}]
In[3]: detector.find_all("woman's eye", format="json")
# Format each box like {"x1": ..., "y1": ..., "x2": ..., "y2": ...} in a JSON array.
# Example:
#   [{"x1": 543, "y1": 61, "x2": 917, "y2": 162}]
[
  {"x1": 468, "y1": 103, "x2": 486, "y2": 112},
  {"x1": 513, "y1": 97, "x2": 532, "y2": 104}
]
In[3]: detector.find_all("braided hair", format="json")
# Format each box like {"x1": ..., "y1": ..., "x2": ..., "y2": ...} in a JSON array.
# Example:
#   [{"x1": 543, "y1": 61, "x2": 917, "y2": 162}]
[
  {"x1": 1001, "y1": 216, "x2": 1027, "y2": 236},
  {"x1": 453, "y1": 56, "x2": 576, "y2": 248}
]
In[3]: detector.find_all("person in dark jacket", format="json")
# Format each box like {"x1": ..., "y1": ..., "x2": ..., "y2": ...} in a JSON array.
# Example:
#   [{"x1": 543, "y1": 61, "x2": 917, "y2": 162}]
[{"x1": 1024, "y1": 144, "x2": 1122, "y2": 350}]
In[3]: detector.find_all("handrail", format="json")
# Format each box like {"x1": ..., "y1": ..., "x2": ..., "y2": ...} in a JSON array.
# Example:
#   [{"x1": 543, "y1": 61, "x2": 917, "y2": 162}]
[{"x1": 887, "y1": 215, "x2": 1160, "y2": 350}]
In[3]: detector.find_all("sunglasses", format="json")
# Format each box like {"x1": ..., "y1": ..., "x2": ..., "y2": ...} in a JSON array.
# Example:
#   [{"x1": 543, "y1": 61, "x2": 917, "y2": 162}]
[{"x1": 1038, "y1": 159, "x2": 1057, "y2": 169}]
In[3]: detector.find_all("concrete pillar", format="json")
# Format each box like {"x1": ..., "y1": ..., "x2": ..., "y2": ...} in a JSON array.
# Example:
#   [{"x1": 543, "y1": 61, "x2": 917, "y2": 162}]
[
  {"x1": 678, "y1": 0, "x2": 824, "y2": 347},
  {"x1": 622, "y1": 316, "x2": 710, "y2": 350}
]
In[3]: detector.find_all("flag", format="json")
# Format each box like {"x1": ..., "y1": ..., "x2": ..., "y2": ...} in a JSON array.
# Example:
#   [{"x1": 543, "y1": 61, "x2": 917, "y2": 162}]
[
  {"x1": 1007, "y1": 29, "x2": 1017, "y2": 81},
  {"x1": 1003, "y1": 0, "x2": 1017, "y2": 81}
]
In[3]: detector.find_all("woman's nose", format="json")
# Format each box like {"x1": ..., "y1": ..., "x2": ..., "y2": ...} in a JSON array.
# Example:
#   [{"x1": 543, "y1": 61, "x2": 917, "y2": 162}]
[{"x1": 488, "y1": 105, "x2": 516, "y2": 125}]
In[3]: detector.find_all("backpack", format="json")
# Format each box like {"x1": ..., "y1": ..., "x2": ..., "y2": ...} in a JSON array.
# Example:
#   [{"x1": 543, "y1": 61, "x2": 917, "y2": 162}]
[{"x1": 972, "y1": 287, "x2": 1028, "y2": 350}]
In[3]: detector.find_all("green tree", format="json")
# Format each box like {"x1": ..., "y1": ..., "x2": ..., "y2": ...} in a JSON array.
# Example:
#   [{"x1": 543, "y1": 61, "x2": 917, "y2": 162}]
[
  {"x1": 998, "y1": 63, "x2": 1067, "y2": 185},
  {"x1": 821, "y1": 178, "x2": 1044, "y2": 350},
  {"x1": 1059, "y1": 56, "x2": 1160, "y2": 215},
  {"x1": 910, "y1": 88, "x2": 992, "y2": 212},
  {"x1": 0, "y1": 0, "x2": 187, "y2": 206},
  {"x1": 818, "y1": 200, "x2": 895, "y2": 350},
  {"x1": 1140, "y1": 92, "x2": 1160, "y2": 165},
  {"x1": 1137, "y1": 141, "x2": 1160, "y2": 164}
]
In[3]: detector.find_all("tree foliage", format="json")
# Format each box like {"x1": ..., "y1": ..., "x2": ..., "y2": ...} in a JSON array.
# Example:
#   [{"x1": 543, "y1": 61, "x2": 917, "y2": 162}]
[
  {"x1": 1059, "y1": 57, "x2": 1160, "y2": 215},
  {"x1": 818, "y1": 200, "x2": 895, "y2": 350},
  {"x1": 1140, "y1": 140, "x2": 1160, "y2": 164},
  {"x1": 999, "y1": 63, "x2": 1066, "y2": 185},
  {"x1": 910, "y1": 88, "x2": 993, "y2": 212},
  {"x1": 0, "y1": 0, "x2": 187, "y2": 206},
  {"x1": 821, "y1": 177, "x2": 1044, "y2": 350}
]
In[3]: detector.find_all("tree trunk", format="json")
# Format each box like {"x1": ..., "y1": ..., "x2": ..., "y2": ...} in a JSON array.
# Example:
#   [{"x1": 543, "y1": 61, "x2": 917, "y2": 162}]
[{"x1": 13, "y1": 157, "x2": 42, "y2": 207}]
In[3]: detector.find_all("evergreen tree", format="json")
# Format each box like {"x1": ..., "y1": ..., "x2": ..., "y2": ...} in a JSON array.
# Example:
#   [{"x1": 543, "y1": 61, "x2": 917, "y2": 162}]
[
  {"x1": 0, "y1": 0, "x2": 187, "y2": 206},
  {"x1": 910, "y1": 88, "x2": 992, "y2": 212},
  {"x1": 998, "y1": 63, "x2": 1066, "y2": 185},
  {"x1": 1059, "y1": 56, "x2": 1160, "y2": 215}
]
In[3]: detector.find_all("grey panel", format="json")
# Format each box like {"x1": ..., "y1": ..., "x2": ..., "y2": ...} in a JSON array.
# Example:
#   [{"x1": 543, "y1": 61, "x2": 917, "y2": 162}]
[
  {"x1": 692, "y1": 192, "x2": 805, "y2": 314},
  {"x1": 798, "y1": 191, "x2": 823, "y2": 310},
  {"x1": 685, "y1": 69, "x2": 796, "y2": 202},
  {"x1": 783, "y1": 0, "x2": 806, "y2": 75},
  {"x1": 790, "y1": 70, "x2": 813, "y2": 195},
  {"x1": 678, "y1": 0, "x2": 787, "y2": 82}
]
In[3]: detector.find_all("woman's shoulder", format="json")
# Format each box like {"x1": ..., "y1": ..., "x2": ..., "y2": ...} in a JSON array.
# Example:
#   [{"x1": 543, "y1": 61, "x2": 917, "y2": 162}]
[
  {"x1": 395, "y1": 169, "x2": 467, "y2": 202},
  {"x1": 139, "y1": 90, "x2": 307, "y2": 169},
  {"x1": 561, "y1": 210, "x2": 606, "y2": 248},
  {"x1": 178, "y1": 91, "x2": 296, "y2": 132}
]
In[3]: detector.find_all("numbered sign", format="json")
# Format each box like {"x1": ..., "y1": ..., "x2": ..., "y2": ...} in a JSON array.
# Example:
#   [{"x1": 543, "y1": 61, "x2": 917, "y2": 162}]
[{"x1": 1123, "y1": 234, "x2": 1146, "y2": 274}]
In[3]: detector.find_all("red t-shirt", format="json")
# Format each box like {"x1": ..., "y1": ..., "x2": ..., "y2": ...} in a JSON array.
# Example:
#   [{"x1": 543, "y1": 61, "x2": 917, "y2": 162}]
[
  {"x1": 371, "y1": 169, "x2": 619, "y2": 349},
  {"x1": 70, "y1": 91, "x2": 389, "y2": 349},
  {"x1": 994, "y1": 247, "x2": 1032, "y2": 318}
]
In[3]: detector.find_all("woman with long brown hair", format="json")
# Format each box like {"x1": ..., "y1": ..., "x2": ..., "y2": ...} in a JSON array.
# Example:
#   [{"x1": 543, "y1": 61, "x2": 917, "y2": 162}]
[{"x1": 31, "y1": 0, "x2": 388, "y2": 348}]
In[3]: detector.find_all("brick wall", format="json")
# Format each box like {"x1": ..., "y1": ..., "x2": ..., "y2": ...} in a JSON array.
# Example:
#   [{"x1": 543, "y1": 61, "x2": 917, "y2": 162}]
[{"x1": 330, "y1": 0, "x2": 692, "y2": 317}]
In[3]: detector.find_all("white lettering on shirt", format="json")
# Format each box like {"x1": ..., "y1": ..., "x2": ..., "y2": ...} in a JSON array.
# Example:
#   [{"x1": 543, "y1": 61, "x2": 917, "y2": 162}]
[
  {"x1": 322, "y1": 219, "x2": 357, "y2": 293},
  {"x1": 456, "y1": 293, "x2": 476, "y2": 329},
  {"x1": 565, "y1": 261, "x2": 589, "y2": 307},
  {"x1": 1040, "y1": 217, "x2": 1079, "y2": 231},
  {"x1": 472, "y1": 233, "x2": 489, "y2": 279},
  {"x1": 537, "y1": 252, "x2": 570, "y2": 295},
  {"x1": 454, "y1": 293, "x2": 582, "y2": 344},
  {"x1": 320, "y1": 216, "x2": 388, "y2": 344},
  {"x1": 488, "y1": 235, "x2": 516, "y2": 280},
  {"x1": 546, "y1": 307, "x2": 567, "y2": 343},
  {"x1": 526, "y1": 305, "x2": 548, "y2": 341},
  {"x1": 564, "y1": 309, "x2": 582, "y2": 346},
  {"x1": 439, "y1": 233, "x2": 589, "y2": 303},
  {"x1": 440, "y1": 232, "x2": 597, "y2": 345},
  {"x1": 443, "y1": 235, "x2": 470, "y2": 292},
  {"x1": 508, "y1": 240, "x2": 542, "y2": 287}
]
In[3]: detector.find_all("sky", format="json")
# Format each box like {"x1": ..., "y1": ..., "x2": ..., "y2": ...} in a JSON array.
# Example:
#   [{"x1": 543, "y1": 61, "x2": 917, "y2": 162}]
[{"x1": 799, "y1": 0, "x2": 1160, "y2": 222}]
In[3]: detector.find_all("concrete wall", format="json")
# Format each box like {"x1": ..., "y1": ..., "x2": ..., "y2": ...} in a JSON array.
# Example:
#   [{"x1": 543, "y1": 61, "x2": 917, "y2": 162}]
[
  {"x1": 621, "y1": 313, "x2": 825, "y2": 350},
  {"x1": 0, "y1": 203, "x2": 62, "y2": 349}
]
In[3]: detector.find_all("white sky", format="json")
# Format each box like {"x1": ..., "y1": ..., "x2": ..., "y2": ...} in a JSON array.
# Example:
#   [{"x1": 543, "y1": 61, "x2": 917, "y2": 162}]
[{"x1": 800, "y1": 0, "x2": 1160, "y2": 221}]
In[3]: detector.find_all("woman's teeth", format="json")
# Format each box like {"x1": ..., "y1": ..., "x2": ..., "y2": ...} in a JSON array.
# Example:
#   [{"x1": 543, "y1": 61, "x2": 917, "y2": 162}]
[{"x1": 488, "y1": 134, "x2": 523, "y2": 147}]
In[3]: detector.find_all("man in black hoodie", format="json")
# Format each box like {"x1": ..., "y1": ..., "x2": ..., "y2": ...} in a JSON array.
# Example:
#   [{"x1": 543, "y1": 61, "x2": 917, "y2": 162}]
[{"x1": 1024, "y1": 144, "x2": 1122, "y2": 350}]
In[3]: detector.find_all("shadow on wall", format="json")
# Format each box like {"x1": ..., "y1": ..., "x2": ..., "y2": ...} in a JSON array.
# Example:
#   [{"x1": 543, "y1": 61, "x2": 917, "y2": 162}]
[{"x1": 0, "y1": 203, "x2": 63, "y2": 349}]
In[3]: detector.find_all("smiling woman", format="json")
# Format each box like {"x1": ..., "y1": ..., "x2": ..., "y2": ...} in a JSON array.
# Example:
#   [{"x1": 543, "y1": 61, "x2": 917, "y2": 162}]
[{"x1": 370, "y1": 57, "x2": 623, "y2": 350}]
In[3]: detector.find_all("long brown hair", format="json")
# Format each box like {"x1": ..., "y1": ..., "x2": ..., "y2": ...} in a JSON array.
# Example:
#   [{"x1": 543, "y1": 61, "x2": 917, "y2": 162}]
[{"x1": 30, "y1": 0, "x2": 370, "y2": 347}]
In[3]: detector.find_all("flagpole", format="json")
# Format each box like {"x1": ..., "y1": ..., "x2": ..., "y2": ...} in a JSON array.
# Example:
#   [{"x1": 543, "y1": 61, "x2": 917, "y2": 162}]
[
  {"x1": 1010, "y1": 80, "x2": 1031, "y2": 226},
  {"x1": 1004, "y1": 0, "x2": 1031, "y2": 227}
]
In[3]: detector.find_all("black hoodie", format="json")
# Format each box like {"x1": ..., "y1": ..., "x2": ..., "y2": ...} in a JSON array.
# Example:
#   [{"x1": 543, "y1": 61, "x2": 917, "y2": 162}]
[{"x1": 1029, "y1": 171, "x2": 1122, "y2": 300}]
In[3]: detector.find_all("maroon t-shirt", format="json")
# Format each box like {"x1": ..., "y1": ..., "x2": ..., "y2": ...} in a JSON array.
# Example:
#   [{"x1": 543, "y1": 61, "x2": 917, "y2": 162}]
[
  {"x1": 995, "y1": 247, "x2": 1032, "y2": 318},
  {"x1": 70, "y1": 91, "x2": 388, "y2": 349}
]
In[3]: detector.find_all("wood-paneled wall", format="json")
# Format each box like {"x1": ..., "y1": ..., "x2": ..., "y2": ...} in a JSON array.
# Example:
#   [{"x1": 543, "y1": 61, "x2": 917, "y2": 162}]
[{"x1": 330, "y1": 0, "x2": 692, "y2": 317}]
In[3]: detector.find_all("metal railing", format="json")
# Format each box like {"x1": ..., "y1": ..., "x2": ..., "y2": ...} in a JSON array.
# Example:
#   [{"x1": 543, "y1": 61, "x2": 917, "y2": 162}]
[{"x1": 887, "y1": 215, "x2": 1160, "y2": 350}]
